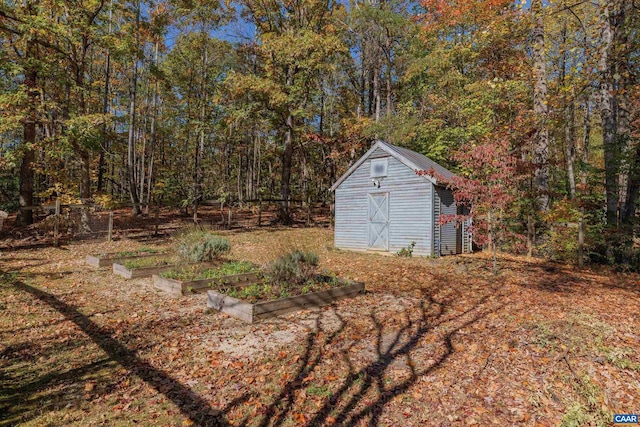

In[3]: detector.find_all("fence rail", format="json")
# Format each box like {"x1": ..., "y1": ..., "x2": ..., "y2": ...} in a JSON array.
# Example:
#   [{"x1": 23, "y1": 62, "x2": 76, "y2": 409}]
[{"x1": 11, "y1": 198, "x2": 331, "y2": 246}]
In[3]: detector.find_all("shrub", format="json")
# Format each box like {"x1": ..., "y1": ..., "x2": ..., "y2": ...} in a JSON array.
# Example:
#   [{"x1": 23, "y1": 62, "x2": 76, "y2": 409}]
[
  {"x1": 177, "y1": 228, "x2": 231, "y2": 262},
  {"x1": 269, "y1": 249, "x2": 319, "y2": 286},
  {"x1": 397, "y1": 241, "x2": 416, "y2": 257}
]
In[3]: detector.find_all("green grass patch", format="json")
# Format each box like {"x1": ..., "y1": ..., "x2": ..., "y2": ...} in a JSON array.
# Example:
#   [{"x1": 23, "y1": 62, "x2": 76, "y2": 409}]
[
  {"x1": 123, "y1": 254, "x2": 182, "y2": 269},
  {"x1": 596, "y1": 341, "x2": 640, "y2": 371},
  {"x1": 160, "y1": 261, "x2": 257, "y2": 281},
  {"x1": 306, "y1": 384, "x2": 332, "y2": 398},
  {"x1": 559, "y1": 374, "x2": 612, "y2": 427},
  {"x1": 96, "y1": 247, "x2": 162, "y2": 258}
]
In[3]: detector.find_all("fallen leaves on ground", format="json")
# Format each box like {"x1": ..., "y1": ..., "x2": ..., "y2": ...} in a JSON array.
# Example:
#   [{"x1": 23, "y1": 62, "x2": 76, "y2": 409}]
[{"x1": 0, "y1": 226, "x2": 639, "y2": 426}]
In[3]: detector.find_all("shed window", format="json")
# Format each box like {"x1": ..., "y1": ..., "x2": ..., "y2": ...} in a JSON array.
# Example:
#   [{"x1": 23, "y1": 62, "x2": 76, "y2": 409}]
[{"x1": 370, "y1": 158, "x2": 388, "y2": 178}]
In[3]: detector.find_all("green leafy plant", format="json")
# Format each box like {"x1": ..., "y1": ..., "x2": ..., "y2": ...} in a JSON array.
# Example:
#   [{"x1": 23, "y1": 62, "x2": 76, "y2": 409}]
[
  {"x1": 110, "y1": 247, "x2": 161, "y2": 259},
  {"x1": 123, "y1": 255, "x2": 181, "y2": 269},
  {"x1": 268, "y1": 249, "x2": 319, "y2": 286},
  {"x1": 210, "y1": 275, "x2": 345, "y2": 303},
  {"x1": 161, "y1": 261, "x2": 256, "y2": 281},
  {"x1": 397, "y1": 241, "x2": 416, "y2": 257},
  {"x1": 306, "y1": 384, "x2": 332, "y2": 398},
  {"x1": 177, "y1": 227, "x2": 231, "y2": 262},
  {"x1": 559, "y1": 374, "x2": 612, "y2": 427}
]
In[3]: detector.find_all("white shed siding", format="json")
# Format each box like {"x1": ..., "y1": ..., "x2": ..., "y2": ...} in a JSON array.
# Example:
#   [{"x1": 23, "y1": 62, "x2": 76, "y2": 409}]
[{"x1": 334, "y1": 153, "x2": 433, "y2": 256}]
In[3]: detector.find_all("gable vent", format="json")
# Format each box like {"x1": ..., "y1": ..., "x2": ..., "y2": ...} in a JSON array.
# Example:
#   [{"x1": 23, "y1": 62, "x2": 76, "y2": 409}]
[{"x1": 370, "y1": 158, "x2": 388, "y2": 178}]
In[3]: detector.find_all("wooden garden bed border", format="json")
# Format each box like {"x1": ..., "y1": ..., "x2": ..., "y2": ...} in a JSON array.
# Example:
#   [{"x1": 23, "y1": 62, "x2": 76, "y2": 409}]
[
  {"x1": 206, "y1": 280, "x2": 365, "y2": 323},
  {"x1": 153, "y1": 271, "x2": 261, "y2": 296},
  {"x1": 112, "y1": 260, "x2": 212, "y2": 279},
  {"x1": 86, "y1": 252, "x2": 165, "y2": 268}
]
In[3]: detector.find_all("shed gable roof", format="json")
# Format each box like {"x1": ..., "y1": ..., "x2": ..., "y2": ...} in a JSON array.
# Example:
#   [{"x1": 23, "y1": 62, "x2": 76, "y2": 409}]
[{"x1": 329, "y1": 140, "x2": 456, "y2": 192}]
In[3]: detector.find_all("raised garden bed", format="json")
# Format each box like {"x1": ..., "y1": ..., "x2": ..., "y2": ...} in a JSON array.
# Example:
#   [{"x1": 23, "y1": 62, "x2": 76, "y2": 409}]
[
  {"x1": 86, "y1": 248, "x2": 164, "y2": 268},
  {"x1": 153, "y1": 261, "x2": 259, "y2": 295},
  {"x1": 112, "y1": 254, "x2": 189, "y2": 279},
  {"x1": 206, "y1": 278, "x2": 364, "y2": 323}
]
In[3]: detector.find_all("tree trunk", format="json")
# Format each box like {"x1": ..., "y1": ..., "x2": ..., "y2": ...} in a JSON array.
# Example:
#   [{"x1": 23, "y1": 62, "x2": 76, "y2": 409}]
[
  {"x1": 127, "y1": 1, "x2": 142, "y2": 216},
  {"x1": 531, "y1": 0, "x2": 549, "y2": 211},
  {"x1": 79, "y1": 152, "x2": 91, "y2": 200},
  {"x1": 386, "y1": 27, "x2": 392, "y2": 117},
  {"x1": 279, "y1": 112, "x2": 294, "y2": 224},
  {"x1": 599, "y1": 0, "x2": 618, "y2": 225},
  {"x1": 98, "y1": 0, "x2": 113, "y2": 193},
  {"x1": 616, "y1": 21, "x2": 632, "y2": 223},
  {"x1": 17, "y1": 128, "x2": 35, "y2": 226},
  {"x1": 580, "y1": 94, "x2": 591, "y2": 187},
  {"x1": 194, "y1": 37, "x2": 208, "y2": 222},
  {"x1": 146, "y1": 40, "x2": 159, "y2": 212},
  {"x1": 559, "y1": 24, "x2": 576, "y2": 199},
  {"x1": 16, "y1": 40, "x2": 38, "y2": 227},
  {"x1": 373, "y1": 64, "x2": 381, "y2": 123},
  {"x1": 565, "y1": 101, "x2": 576, "y2": 199}
]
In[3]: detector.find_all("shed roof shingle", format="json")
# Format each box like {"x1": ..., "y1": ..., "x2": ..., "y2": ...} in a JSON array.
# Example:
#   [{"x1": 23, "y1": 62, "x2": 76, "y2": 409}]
[{"x1": 381, "y1": 141, "x2": 456, "y2": 181}]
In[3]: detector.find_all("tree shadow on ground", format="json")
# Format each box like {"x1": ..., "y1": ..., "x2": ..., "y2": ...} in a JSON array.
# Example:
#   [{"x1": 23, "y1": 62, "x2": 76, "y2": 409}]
[
  {"x1": 472, "y1": 256, "x2": 590, "y2": 294},
  {"x1": 242, "y1": 283, "x2": 504, "y2": 427},
  {"x1": 0, "y1": 272, "x2": 241, "y2": 427}
]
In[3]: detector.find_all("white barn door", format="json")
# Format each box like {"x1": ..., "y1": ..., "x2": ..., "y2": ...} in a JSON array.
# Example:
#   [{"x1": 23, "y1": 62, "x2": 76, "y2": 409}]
[{"x1": 368, "y1": 193, "x2": 389, "y2": 250}]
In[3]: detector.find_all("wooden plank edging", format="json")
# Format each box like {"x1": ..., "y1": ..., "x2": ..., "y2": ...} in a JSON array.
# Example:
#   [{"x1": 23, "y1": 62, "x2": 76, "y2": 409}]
[
  {"x1": 206, "y1": 281, "x2": 364, "y2": 323},
  {"x1": 153, "y1": 271, "x2": 261, "y2": 295},
  {"x1": 113, "y1": 262, "x2": 186, "y2": 279},
  {"x1": 86, "y1": 252, "x2": 166, "y2": 268},
  {"x1": 207, "y1": 292, "x2": 254, "y2": 323}
]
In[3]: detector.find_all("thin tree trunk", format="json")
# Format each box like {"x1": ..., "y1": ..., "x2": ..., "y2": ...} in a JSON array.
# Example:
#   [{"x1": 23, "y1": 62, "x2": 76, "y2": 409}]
[
  {"x1": 531, "y1": 0, "x2": 549, "y2": 211},
  {"x1": 256, "y1": 133, "x2": 261, "y2": 197},
  {"x1": 139, "y1": 121, "x2": 146, "y2": 204},
  {"x1": 360, "y1": 48, "x2": 366, "y2": 118},
  {"x1": 17, "y1": 37, "x2": 37, "y2": 226},
  {"x1": 97, "y1": 0, "x2": 113, "y2": 193},
  {"x1": 373, "y1": 65, "x2": 381, "y2": 123},
  {"x1": 237, "y1": 151, "x2": 242, "y2": 203},
  {"x1": 146, "y1": 40, "x2": 159, "y2": 213},
  {"x1": 367, "y1": 64, "x2": 374, "y2": 117},
  {"x1": 280, "y1": 112, "x2": 294, "y2": 224},
  {"x1": 617, "y1": 34, "x2": 632, "y2": 223},
  {"x1": 127, "y1": 0, "x2": 142, "y2": 216},
  {"x1": 194, "y1": 36, "x2": 208, "y2": 222},
  {"x1": 558, "y1": 24, "x2": 576, "y2": 199},
  {"x1": 385, "y1": 27, "x2": 392, "y2": 117},
  {"x1": 581, "y1": 94, "x2": 591, "y2": 187},
  {"x1": 79, "y1": 152, "x2": 91, "y2": 200},
  {"x1": 599, "y1": 0, "x2": 618, "y2": 225},
  {"x1": 565, "y1": 100, "x2": 576, "y2": 198}
]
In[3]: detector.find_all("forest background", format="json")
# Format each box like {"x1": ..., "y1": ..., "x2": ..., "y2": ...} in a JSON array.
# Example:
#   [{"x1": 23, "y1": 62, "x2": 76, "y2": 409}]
[{"x1": 1, "y1": 0, "x2": 638, "y2": 266}]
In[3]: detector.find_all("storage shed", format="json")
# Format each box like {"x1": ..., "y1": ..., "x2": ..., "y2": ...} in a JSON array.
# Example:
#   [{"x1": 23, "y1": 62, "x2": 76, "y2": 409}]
[{"x1": 330, "y1": 140, "x2": 471, "y2": 257}]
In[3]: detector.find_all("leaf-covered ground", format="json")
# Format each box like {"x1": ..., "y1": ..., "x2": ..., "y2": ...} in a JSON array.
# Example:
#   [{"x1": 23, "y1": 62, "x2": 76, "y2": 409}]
[{"x1": 1, "y1": 228, "x2": 639, "y2": 426}]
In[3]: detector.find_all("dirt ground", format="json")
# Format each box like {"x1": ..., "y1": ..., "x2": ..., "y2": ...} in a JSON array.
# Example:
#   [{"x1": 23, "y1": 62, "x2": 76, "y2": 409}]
[{"x1": 1, "y1": 227, "x2": 639, "y2": 426}]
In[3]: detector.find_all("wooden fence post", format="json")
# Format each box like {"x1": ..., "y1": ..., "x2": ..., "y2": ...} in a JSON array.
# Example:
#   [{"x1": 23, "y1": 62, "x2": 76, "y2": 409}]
[
  {"x1": 53, "y1": 197, "x2": 61, "y2": 247},
  {"x1": 578, "y1": 209, "x2": 584, "y2": 269},
  {"x1": 107, "y1": 211, "x2": 113, "y2": 242}
]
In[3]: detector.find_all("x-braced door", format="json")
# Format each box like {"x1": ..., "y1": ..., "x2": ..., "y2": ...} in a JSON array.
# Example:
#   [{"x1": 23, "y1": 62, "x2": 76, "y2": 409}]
[{"x1": 368, "y1": 193, "x2": 389, "y2": 250}]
